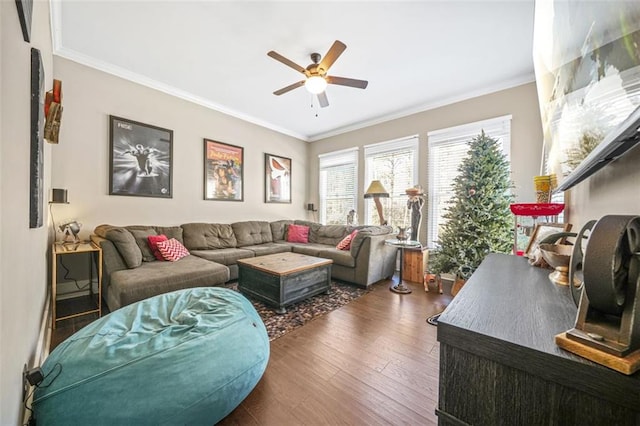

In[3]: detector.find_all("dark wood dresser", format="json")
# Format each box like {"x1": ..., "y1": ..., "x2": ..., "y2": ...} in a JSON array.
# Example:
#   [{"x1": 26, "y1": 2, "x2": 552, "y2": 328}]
[{"x1": 437, "y1": 253, "x2": 640, "y2": 425}]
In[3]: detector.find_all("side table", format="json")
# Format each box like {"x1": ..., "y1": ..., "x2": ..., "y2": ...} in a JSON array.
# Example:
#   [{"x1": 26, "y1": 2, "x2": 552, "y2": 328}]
[
  {"x1": 51, "y1": 241, "x2": 102, "y2": 329},
  {"x1": 402, "y1": 245, "x2": 429, "y2": 283},
  {"x1": 384, "y1": 239, "x2": 422, "y2": 294}
]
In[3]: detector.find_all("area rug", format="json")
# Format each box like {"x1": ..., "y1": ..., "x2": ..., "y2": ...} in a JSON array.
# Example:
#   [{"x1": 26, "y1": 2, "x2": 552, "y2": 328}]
[
  {"x1": 427, "y1": 312, "x2": 442, "y2": 326},
  {"x1": 227, "y1": 281, "x2": 369, "y2": 341}
]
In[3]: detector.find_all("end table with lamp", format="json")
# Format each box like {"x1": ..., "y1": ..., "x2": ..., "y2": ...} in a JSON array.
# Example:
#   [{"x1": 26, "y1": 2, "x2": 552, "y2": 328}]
[{"x1": 385, "y1": 238, "x2": 422, "y2": 294}]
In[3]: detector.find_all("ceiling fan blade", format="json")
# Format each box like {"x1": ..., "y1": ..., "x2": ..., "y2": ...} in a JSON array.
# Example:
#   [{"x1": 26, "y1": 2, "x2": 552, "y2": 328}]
[
  {"x1": 273, "y1": 80, "x2": 305, "y2": 96},
  {"x1": 326, "y1": 75, "x2": 368, "y2": 89},
  {"x1": 318, "y1": 40, "x2": 346, "y2": 73},
  {"x1": 267, "y1": 51, "x2": 308, "y2": 75},
  {"x1": 318, "y1": 91, "x2": 329, "y2": 108}
]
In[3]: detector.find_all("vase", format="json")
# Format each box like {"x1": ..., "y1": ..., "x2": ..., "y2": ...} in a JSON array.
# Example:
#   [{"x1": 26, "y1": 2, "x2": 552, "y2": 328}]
[{"x1": 396, "y1": 227, "x2": 411, "y2": 241}]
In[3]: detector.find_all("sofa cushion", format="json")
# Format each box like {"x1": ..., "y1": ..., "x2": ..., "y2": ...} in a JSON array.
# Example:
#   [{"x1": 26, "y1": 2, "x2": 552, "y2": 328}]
[
  {"x1": 270, "y1": 220, "x2": 293, "y2": 241},
  {"x1": 287, "y1": 224, "x2": 309, "y2": 243},
  {"x1": 157, "y1": 238, "x2": 190, "y2": 262},
  {"x1": 155, "y1": 226, "x2": 184, "y2": 245},
  {"x1": 190, "y1": 248, "x2": 254, "y2": 266},
  {"x1": 232, "y1": 221, "x2": 273, "y2": 247},
  {"x1": 314, "y1": 225, "x2": 350, "y2": 246},
  {"x1": 287, "y1": 243, "x2": 332, "y2": 257},
  {"x1": 240, "y1": 243, "x2": 291, "y2": 257},
  {"x1": 127, "y1": 227, "x2": 158, "y2": 262},
  {"x1": 317, "y1": 248, "x2": 356, "y2": 268},
  {"x1": 109, "y1": 256, "x2": 229, "y2": 308},
  {"x1": 182, "y1": 223, "x2": 237, "y2": 250},
  {"x1": 94, "y1": 225, "x2": 142, "y2": 269}
]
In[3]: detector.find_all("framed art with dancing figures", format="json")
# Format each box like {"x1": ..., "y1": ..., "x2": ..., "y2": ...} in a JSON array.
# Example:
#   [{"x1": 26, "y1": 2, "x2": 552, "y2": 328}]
[
  {"x1": 265, "y1": 153, "x2": 291, "y2": 203},
  {"x1": 204, "y1": 139, "x2": 243, "y2": 201},
  {"x1": 109, "y1": 116, "x2": 173, "y2": 198}
]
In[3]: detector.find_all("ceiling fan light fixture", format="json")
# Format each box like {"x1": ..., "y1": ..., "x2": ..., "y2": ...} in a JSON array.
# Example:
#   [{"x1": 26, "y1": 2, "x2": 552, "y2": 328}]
[{"x1": 305, "y1": 75, "x2": 327, "y2": 94}]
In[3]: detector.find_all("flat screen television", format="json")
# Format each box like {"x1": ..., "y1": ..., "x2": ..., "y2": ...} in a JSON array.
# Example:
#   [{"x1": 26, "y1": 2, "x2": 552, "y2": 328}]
[{"x1": 533, "y1": 1, "x2": 640, "y2": 191}]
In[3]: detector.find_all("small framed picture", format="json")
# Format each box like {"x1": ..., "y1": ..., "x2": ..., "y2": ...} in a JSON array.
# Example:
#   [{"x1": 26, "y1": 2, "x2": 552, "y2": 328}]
[
  {"x1": 525, "y1": 222, "x2": 572, "y2": 258},
  {"x1": 265, "y1": 153, "x2": 291, "y2": 203},
  {"x1": 204, "y1": 139, "x2": 244, "y2": 201},
  {"x1": 109, "y1": 116, "x2": 173, "y2": 198},
  {"x1": 16, "y1": 0, "x2": 33, "y2": 42}
]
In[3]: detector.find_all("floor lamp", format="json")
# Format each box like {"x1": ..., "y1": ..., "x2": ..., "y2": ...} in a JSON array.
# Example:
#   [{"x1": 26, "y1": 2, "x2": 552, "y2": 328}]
[{"x1": 364, "y1": 180, "x2": 389, "y2": 225}]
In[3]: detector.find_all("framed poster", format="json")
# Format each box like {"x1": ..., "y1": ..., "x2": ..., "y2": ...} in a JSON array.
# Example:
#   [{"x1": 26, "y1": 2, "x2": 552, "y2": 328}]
[
  {"x1": 204, "y1": 139, "x2": 243, "y2": 201},
  {"x1": 29, "y1": 48, "x2": 44, "y2": 228},
  {"x1": 109, "y1": 116, "x2": 173, "y2": 198},
  {"x1": 265, "y1": 153, "x2": 291, "y2": 203},
  {"x1": 524, "y1": 222, "x2": 572, "y2": 258}
]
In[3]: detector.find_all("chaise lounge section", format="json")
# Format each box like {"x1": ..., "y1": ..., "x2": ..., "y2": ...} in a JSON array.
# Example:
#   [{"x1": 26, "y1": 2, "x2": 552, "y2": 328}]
[{"x1": 92, "y1": 220, "x2": 396, "y2": 311}]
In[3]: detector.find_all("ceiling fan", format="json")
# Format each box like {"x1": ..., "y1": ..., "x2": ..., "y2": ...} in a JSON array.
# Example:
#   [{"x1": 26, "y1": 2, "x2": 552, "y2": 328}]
[{"x1": 267, "y1": 40, "x2": 368, "y2": 108}]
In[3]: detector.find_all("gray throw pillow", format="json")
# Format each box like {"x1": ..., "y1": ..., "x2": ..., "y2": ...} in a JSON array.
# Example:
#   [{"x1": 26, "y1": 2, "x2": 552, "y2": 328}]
[{"x1": 128, "y1": 228, "x2": 158, "y2": 262}]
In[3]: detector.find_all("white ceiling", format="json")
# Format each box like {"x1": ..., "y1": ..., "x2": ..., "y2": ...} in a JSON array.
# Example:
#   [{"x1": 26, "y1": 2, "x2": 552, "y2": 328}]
[{"x1": 51, "y1": 1, "x2": 536, "y2": 142}]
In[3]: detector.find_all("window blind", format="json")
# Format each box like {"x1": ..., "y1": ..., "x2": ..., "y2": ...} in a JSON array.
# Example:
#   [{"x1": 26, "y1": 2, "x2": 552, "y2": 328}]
[
  {"x1": 364, "y1": 136, "x2": 419, "y2": 226},
  {"x1": 319, "y1": 148, "x2": 358, "y2": 225},
  {"x1": 427, "y1": 115, "x2": 512, "y2": 247}
]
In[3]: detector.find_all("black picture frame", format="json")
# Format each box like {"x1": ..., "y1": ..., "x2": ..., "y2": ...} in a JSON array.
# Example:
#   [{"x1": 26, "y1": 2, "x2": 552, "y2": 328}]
[
  {"x1": 264, "y1": 153, "x2": 291, "y2": 204},
  {"x1": 109, "y1": 116, "x2": 173, "y2": 198},
  {"x1": 204, "y1": 139, "x2": 244, "y2": 201},
  {"x1": 30, "y1": 48, "x2": 44, "y2": 228},
  {"x1": 15, "y1": 0, "x2": 33, "y2": 42}
]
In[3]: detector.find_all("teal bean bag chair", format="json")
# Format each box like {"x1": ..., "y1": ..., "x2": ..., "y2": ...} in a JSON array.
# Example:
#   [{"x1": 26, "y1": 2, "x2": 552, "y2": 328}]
[{"x1": 33, "y1": 287, "x2": 269, "y2": 425}]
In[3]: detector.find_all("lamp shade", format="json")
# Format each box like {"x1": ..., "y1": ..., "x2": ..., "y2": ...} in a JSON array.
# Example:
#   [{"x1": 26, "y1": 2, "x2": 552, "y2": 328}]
[{"x1": 364, "y1": 180, "x2": 389, "y2": 198}]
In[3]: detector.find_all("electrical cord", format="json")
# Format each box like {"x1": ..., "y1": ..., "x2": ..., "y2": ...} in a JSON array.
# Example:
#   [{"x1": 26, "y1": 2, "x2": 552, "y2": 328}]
[
  {"x1": 24, "y1": 363, "x2": 63, "y2": 426},
  {"x1": 48, "y1": 203, "x2": 57, "y2": 243},
  {"x1": 58, "y1": 257, "x2": 91, "y2": 291}
]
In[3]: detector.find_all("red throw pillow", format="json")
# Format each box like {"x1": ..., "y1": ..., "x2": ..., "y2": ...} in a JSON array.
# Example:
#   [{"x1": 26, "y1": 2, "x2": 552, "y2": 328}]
[
  {"x1": 287, "y1": 224, "x2": 310, "y2": 243},
  {"x1": 156, "y1": 238, "x2": 190, "y2": 262},
  {"x1": 147, "y1": 234, "x2": 168, "y2": 261},
  {"x1": 336, "y1": 230, "x2": 358, "y2": 251}
]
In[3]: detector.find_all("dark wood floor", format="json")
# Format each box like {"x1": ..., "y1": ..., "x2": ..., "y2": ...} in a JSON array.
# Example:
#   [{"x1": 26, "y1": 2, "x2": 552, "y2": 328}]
[{"x1": 51, "y1": 278, "x2": 452, "y2": 425}]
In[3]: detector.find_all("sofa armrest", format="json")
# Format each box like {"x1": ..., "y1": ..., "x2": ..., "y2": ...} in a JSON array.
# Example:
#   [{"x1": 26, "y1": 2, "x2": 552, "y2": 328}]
[
  {"x1": 90, "y1": 235, "x2": 128, "y2": 300},
  {"x1": 350, "y1": 233, "x2": 397, "y2": 286}
]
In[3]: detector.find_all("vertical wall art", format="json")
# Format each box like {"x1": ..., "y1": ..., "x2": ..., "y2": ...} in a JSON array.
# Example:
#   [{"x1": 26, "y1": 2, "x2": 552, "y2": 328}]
[
  {"x1": 264, "y1": 153, "x2": 291, "y2": 203},
  {"x1": 15, "y1": 0, "x2": 33, "y2": 42},
  {"x1": 44, "y1": 79, "x2": 63, "y2": 143},
  {"x1": 109, "y1": 116, "x2": 173, "y2": 198},
  {"x1": 30, "y1": 48, "x2": 44, "y2": 228},
  {"x1": 204, "y1": 139, "x2": 244, "y2": 201}
]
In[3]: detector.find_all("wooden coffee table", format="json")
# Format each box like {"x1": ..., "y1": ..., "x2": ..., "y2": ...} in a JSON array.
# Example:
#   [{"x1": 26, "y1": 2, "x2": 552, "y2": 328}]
[{"x1": 237, "y1": 252, "x2": 333, "y2": 314}]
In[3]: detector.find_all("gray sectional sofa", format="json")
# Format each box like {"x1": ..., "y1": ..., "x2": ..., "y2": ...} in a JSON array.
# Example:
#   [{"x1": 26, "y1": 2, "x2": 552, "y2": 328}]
[{"x1": 91, "y1": 220, "x2": 397, "y2": 311}]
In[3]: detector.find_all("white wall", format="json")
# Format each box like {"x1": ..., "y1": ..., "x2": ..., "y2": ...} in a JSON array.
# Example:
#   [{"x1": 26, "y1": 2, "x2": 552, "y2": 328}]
[
  {"x1": 51, "y1": 57, "x2": 308, "y2": 239},
  {"x1": 308, "y1": 82, "x2": 544, "y2": 242},
  {"x1": 1, "y1": 1, "x2": 54, "y2": 424}
]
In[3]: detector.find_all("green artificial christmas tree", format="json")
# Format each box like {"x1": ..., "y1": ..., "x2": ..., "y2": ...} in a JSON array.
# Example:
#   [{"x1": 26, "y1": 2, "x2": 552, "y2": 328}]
[{"x1": 430, "y1": 130, "x2": 513, "y2": 278}]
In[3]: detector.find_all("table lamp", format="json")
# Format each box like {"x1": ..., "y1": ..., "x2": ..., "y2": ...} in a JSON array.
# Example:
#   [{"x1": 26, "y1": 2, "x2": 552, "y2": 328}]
[{"x1": 364, "y1": 180, "x2": 389, "y2": 225}]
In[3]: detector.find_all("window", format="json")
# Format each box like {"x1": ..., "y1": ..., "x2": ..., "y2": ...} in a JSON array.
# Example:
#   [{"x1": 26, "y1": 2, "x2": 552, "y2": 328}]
[
  {"x1": 427, "y1": 115, "x2": 511, "y2": 247},
  {"x1": 319, "y1": 148, "x2": 358, "y2": 225},
  {"x1": 364, "y1": 137, "x2": 419, "y2": 226}
]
